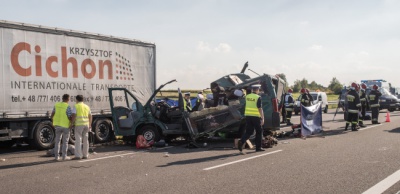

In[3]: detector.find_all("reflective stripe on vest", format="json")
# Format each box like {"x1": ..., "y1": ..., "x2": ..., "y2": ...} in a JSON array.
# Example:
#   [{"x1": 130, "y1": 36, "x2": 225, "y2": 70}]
[
  {"x1": 370, "y1": 104, "x2": 380, "y2": 108},
  {"x1": 53, "y1": 102, "x2": 70, "y2": 128},
  {"x1": 75, "y1": 103, "x2": 90, "y2": 126},
  {"x1": 245, "y1": 93, "x2": 261, "y2": 117}
]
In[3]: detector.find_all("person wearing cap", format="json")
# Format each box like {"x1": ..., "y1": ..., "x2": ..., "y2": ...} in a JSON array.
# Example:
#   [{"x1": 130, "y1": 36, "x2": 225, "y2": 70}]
[
  {"x1": 183, "y1": 92, "x2": 193, "y2": 112},
  {"x1": 238, "y1": 84, "x2": 265, "y2": 153}
]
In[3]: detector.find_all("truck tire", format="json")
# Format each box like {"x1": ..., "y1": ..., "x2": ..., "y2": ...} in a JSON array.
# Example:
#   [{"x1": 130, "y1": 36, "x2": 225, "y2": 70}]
[
  {"x1": 389, "y1": 108, "x2": 395, "y2": 112},
  {"x1": 94, "y1": 119, "x2": 113, "y2": 143},
  {"x1": 138, "y1": 125, "x2": 160, "y2": 143},
  {"x1": 31, "y1": 121, "x2": 55, "y2": 150}
]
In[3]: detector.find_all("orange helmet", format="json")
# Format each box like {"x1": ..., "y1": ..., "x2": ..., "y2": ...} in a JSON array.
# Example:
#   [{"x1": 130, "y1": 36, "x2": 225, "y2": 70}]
[
  {"x1": 300, "y1": 88, "x2": 306, "y2": 94},
  {"x1": 361, "y1": 83, "x2": 367, "y2": 90},
  {"x1": 373, "y1": 84, "x2": 379, "y2": 90},
  {"x1": 288, "y1": 88, "x2": 293, "y2": 93}
]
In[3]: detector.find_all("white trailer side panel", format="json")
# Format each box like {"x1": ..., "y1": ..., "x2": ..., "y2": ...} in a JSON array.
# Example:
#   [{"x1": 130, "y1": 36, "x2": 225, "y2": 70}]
[{"x1": 0, "y1": 24, "x2": 155, "y2": 118}]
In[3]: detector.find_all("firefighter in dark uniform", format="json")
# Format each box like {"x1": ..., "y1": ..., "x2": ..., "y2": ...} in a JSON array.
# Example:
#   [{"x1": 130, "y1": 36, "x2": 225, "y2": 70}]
[
  {"x1": 300, "y1": 88, "x2": 312, "y2": 107},
  {"x1": 345, "y1": 83, "x2": 361, "y2": 131},
  {"x1": 358, "y1": 83, "x2": 369, "y2": 127},
  {"x1": 238, "y1": 84, "x2": 265, "y2": 153},
  {"x1": 284, "y1": 89, "x2": 294, "y2": 125},
  {"x1": 279, "y1": 92, "x2": 286, "y2": 124},
  {"x1": 369, "y1": 84, "x2": 382, "y2": 124}
]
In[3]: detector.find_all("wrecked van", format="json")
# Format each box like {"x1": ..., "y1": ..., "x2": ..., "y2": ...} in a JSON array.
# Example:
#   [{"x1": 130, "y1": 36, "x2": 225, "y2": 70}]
[
  {"x1": 108, "y1": 80, "x2": 242, "y2": 144},
  {"x1": 108, "y1": 63, "x2": 286, "y2": 144}
]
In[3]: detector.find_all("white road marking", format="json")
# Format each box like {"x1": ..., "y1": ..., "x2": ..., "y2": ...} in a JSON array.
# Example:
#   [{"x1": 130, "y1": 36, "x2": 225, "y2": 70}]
[
  {"x1": 203, "y1": 150, "x2": 283, "y2": 171},
  {"x1": 359, "y1": 124, "x2": 382, "y2": 131},
  {"x1": 363, "y1": 169, "x2": 400, "y2": 194},
  {"x1": 78, "y1": 152, "x2": 135, "y2": 163}
]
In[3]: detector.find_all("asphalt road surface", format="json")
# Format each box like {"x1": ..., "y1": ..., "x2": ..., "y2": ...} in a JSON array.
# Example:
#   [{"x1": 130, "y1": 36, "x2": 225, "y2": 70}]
[{"x1": 1, "y1": 110, "x2": 400, "y2": 194}]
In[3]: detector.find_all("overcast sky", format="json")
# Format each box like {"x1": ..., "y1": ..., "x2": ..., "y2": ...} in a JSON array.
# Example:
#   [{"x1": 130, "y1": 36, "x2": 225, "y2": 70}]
[{"x1": 1, "y1": 0, "x2": 400, "y2": 89}]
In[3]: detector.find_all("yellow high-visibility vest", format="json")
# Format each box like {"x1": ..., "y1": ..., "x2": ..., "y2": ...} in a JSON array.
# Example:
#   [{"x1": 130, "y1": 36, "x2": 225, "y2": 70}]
[
  {"x1": 53, "y1": 102, "x2": 70, "y2": 128},
  {"x1": 245, "y1": 93, "x2": 261, "y2": 117},
  {"x1": 74, "y1": 102, "x2": 90, "y2": 126}
]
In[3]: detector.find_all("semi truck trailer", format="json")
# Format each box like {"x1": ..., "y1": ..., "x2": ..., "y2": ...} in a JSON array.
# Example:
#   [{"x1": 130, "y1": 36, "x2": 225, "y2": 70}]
[{"x1": 0, "y1": 20, "x2": 156, "y2": 150}]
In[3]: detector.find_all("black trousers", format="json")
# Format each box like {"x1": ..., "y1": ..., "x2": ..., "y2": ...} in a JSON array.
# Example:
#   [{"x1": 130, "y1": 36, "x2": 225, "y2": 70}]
[
  {"x1": 286, "y1": 110, "x2": 292, "y2": 122},
  {"x1": 241, "y1": 116, "x2": 262, "y2": 149},
  {"x1": 359, "y1": 106, "x2": 366, "y2": 123},
  {"x1": 371, "y1": 107, "x2": 379, "y2": 123},
  {"x1": 346, "y1": 112, "x2": 358, "y2": 126},
  {"x1": 281, "y1": 106, "x2": 286, "y2": 122}
]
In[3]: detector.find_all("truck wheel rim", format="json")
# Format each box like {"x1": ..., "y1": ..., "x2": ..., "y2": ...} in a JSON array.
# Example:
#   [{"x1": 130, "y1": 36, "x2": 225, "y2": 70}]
[
  {"x1": 97, "y1": 123, "x2": 109, "y2": 139},
  {"x1": 143, "y1": 130, "x2": 154, "y2": 141},
  {"x1": 40, "y1": 127, "x2": 54, "y2": 144}
]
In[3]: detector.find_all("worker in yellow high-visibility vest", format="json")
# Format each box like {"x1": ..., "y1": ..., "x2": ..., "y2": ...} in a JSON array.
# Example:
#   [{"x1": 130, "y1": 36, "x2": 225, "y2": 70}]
[
  {"x1": 70, "y1": 95, "x2": 92, "y2": 160},
  {"x1": 51, "y1": 94, "x2": 72, "y2": 161},
  {"x1": 238, "y1": 84, "x2": 265, "y2": 153}
]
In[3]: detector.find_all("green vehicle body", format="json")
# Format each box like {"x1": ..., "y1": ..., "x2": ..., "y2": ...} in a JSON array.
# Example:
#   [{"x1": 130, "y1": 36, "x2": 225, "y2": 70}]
[{"x1": 108, "y1": 64, "x2": 286, "y2": 142}]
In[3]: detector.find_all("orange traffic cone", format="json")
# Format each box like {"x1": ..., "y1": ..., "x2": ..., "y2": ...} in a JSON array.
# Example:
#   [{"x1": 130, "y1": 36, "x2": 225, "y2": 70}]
[{"x1": 385, "y1": 111, "x2": 391, "y2": 122}]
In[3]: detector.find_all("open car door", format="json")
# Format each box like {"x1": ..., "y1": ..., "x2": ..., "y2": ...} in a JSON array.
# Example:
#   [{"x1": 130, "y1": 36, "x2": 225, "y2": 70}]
[{"x1": 108, "y1": 88, "x2": 143, "y2": 136}]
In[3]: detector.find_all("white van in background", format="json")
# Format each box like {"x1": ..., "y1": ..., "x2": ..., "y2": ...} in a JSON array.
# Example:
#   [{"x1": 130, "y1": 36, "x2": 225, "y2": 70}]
[
  {"x1": 294, "y1": 91, "x2": 329, "y2": 114},
  {"x1": 309, "y1": 92, "x2": 329, "y2": 113}
]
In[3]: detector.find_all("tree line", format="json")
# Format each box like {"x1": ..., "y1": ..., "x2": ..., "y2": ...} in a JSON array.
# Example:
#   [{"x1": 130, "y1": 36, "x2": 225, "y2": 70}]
[{"x1": 276, "y1": 73, "x2": 343, "y2": 94}]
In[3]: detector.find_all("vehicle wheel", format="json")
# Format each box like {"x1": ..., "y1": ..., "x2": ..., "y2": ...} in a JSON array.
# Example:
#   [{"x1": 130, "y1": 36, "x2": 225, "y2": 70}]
[
  {"x1": 94, "y1": 119, "x2": 113, "y2": 143},
  {"x1": 0, "y1": 139, "x2": 16, "y2": 148},
  {"x1": 389, "y1": 108, "x2": 395, "y2": 112},
  {"x1": 324, "y1": 105, "x2": 328, "y2": 113},
  {"x1": 69, "y1": 127, "x2": 75, "y2": 145},
  {"x1": 138, "y1": 125, "x2": 160, "y2": 142},
  {"x1": 31, "y1": 121, "x2": 55, "y2": 150}
]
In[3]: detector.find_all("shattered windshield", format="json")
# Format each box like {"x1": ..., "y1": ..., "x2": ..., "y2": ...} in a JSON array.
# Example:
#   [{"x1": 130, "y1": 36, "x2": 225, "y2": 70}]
[{"x1": 380, "y1": 88, "x2": 391, "y2": 95}]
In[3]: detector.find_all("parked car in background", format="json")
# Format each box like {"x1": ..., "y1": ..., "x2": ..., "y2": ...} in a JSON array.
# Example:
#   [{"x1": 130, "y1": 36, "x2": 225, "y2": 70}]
[{"x1": 365, "y1": 88, "x2": 398, "y2": 112}]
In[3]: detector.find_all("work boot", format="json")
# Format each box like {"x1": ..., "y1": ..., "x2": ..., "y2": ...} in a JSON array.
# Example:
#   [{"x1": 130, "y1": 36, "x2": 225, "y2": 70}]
[
  {"x1": 359, "y1": 122, "x2": 366, "y2": 127},
  {"x1": 344, "y1": 123, "x2": 349, "y2": 131},
  {"x1": 287, "y1": 121, "x2": 293, "y2": 126},
  {"x1": 351, "y1": 125, "x2": 358, "y2": 131},
  {"x1": 238, "y1": 140, "x2": 243, "y2": 152}
]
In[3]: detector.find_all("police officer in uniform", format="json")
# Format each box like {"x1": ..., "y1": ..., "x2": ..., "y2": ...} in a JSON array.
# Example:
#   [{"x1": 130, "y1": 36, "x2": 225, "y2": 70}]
[
  {"x1": 358, "y1": 83, "x2": 369, "y2": 127},
  {"x1": 284, "y1": 89, "x2": 294, "y2": 125},
  {"x1": 369, "y1": 84, "x2": 382, "y2": 124},
  {"x1": 300, "y1": 88, "x2": 312, "y2": 107},
  {"x1": 183, "y1": 92, "x2": 193, "y2": 112},
  {"x1": 345, "y1": 83, "x2": 361, "y2": 131},
  {"x1": 238, "y1": 84, "x2": 265, "y2": 153}
]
